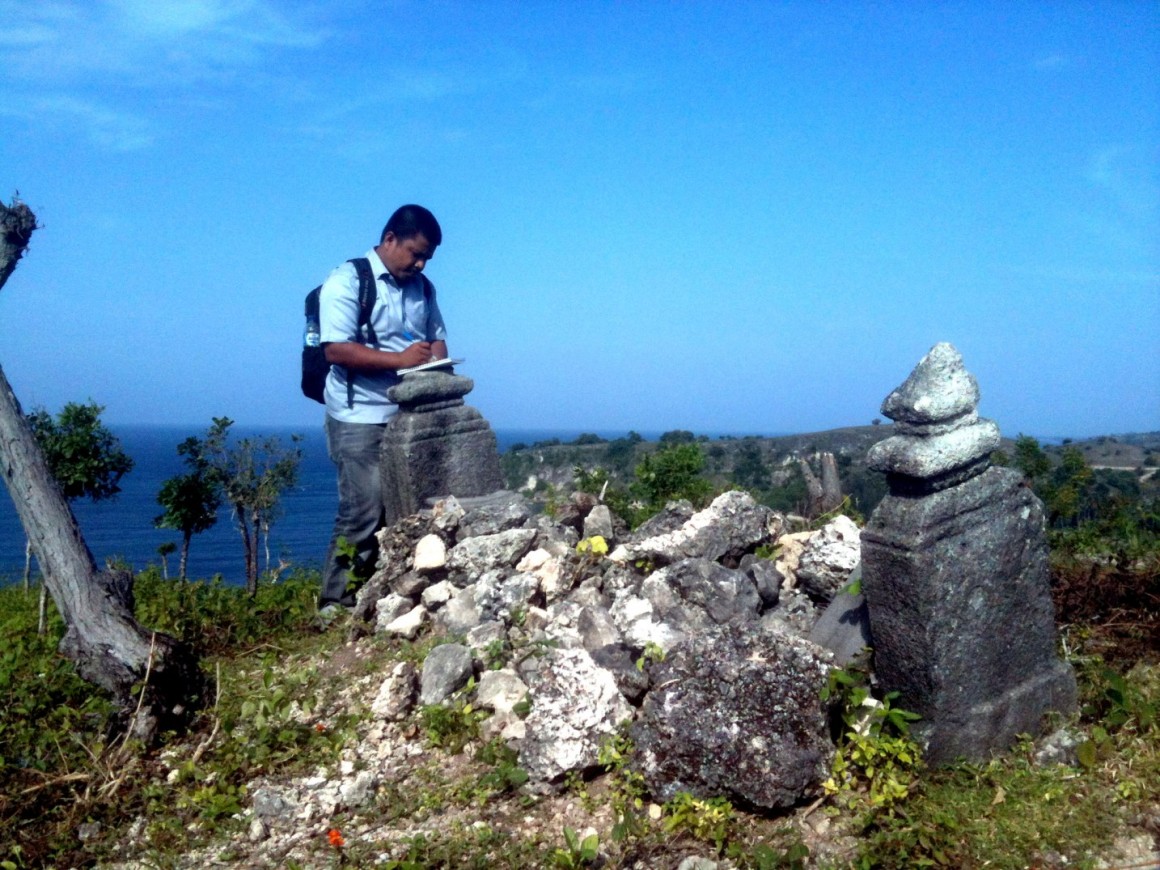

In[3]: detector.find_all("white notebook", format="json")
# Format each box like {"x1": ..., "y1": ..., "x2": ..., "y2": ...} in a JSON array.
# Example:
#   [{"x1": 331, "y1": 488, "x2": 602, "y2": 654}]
[{"x1": 398, "y1": 357, "x2": 465, "y2": 375}]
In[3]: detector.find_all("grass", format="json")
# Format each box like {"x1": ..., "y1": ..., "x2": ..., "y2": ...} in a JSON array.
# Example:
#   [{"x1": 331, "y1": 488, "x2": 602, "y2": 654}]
[{"x1": 1, "y1": 531, "x2": 1158, "y2": 868}]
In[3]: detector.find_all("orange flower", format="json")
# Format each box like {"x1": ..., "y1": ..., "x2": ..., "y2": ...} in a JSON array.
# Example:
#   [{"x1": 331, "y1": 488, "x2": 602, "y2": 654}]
[
  {"x1": 327, "y1": 828, "x2": 345, "y2": 848},
  {"x1": 314, "y1": 723, "x2": 326, "y2": 732}
]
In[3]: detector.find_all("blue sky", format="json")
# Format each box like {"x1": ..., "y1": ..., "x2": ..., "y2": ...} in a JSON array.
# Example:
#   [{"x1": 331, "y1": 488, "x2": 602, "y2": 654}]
[{"x1": 0, "y1": 1, "x2": 1156, "y2": 439}]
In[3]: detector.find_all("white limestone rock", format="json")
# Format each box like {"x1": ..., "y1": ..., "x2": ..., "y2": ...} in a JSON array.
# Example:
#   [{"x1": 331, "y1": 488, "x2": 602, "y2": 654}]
[
  {"x1": 413, "y1": 534, "x2": 447, "y2": 572},
  {"x1": 795, "y1": 515, "x2": 862, "y2": 601},
  {"x1": 519, "y1": 647, "x2": 633, "y2": 787},
  {"x1": 370, "y1": 661, "x2": 417, "y2": 721},
  {"x1": 382, "y1": 604, "x2": 428, "y2": 640}
]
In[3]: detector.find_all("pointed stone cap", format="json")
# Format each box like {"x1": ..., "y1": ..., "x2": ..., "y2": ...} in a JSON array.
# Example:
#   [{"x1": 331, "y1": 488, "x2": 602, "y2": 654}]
[
  {"x1": 881, "y1": 343, "x2": 980, "y2": 426},
  {"x1": 869, "y1": 343, "x2": 999, "y2": 491}
]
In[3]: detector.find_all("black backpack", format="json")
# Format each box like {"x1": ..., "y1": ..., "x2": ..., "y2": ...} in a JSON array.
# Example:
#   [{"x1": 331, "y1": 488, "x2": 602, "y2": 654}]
[{"x1": 300, "y1": 258, "x2": 432, "y2": 405}]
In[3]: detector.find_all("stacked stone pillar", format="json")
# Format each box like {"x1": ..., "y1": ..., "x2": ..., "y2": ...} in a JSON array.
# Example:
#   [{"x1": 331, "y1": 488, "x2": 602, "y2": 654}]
[
  {"x1": 861, "y1": 343, "x2": 1076, "y2": 764},
  {"x1": 380, "y1": 370, "x2": 505, "y2": 525}
]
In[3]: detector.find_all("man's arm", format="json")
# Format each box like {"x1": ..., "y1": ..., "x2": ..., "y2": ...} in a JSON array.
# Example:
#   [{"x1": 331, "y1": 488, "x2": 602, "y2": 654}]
[{"x1": 324, "y1": 341, "x2": 433, "y2": 370}]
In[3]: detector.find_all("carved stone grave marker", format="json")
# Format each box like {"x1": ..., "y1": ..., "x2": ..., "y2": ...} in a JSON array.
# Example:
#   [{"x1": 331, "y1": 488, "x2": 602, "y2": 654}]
[
  {"x1": 860, "y1": 343, "x2": 1076, "y2": 763},
  {"x1": 380, "y1": 370, "x2": 505, "y2": 524}
]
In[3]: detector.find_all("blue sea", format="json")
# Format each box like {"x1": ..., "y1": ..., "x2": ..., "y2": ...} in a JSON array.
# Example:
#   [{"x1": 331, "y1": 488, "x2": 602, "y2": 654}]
[{"x1": 0, "y1": 425, "x2": 660, "y2": 586}]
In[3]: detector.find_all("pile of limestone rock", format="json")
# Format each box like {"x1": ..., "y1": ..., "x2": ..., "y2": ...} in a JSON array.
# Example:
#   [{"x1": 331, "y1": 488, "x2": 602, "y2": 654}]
[{"x1": 344, "y1": 487, "x2": 862, "y2": 807}]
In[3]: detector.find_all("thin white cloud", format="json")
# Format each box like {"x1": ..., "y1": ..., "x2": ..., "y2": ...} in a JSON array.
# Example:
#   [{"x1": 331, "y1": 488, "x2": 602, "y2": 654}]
[
  {"x1": 0, "y1": 95, "x2": 155, "y2": 151},
  {"x1": 1088, "y1": 145, "x2": 1159, "y2": 216},
  {"x1": 111, "y1": 0, "x2": 323, "y2": 48},
  {"x1": 0, "y1": 0, "x2": 327, "y2": 151},
  {"x1": 1032, "y1": 53, "x2": 1070, "y2": 71},
  {"x1": 0, "y1": 0, "x2": 325, "y2": 85}
]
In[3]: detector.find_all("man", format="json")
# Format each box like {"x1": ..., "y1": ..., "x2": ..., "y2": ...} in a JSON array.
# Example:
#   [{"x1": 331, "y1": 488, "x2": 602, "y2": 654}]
[{"x1": 318, "y1": 204, "x2": 448, "y2": 610}]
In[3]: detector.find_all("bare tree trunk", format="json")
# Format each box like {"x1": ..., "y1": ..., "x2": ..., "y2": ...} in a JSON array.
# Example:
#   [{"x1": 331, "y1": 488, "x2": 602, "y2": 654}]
[
  {"x1": 37, "y1": 581, "x2": 48, "y2": 635},
  {"x1": 0, "y1": 199, "x2": 207, "y2": 742},
  {"x1": 23, "y1": 537, "x2": 32, "y2": 590},
  {"x1": 180, "y1": 532, "x2": 191, "y2": 583},
  {"x1": 819, "y1": 452, "x2": 843, "y2": 514},
  {"x1": 235, "y1": 504, "x2": 258, "y2": 595},
  {"x1": 798, "y1": 457, "x2": 824, "y2": 518},
  {"x1": 262, "y1": 517, "x2": 271, "y2": 576}
]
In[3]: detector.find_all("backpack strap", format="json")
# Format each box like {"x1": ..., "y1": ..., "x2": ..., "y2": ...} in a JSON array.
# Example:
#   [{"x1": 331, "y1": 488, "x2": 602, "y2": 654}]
[
  {"x1": 352, "y1": 258, "x2": 377, "y2": 344},
  {"x1": 345, "y1": 257, "x2": 377, "y2": 409},
  {"x1": 419, "y1": 273, "x2": 433, "y2": 308}
]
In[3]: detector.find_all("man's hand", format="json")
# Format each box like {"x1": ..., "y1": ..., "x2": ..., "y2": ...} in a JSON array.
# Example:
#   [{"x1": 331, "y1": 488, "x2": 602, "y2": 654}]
[{"x1": 397, "y1": 341, "x2": 433, "y2": 368}]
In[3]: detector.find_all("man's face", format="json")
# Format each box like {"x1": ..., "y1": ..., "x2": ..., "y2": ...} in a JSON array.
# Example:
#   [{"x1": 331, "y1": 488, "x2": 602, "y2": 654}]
[{"x1": 377, "y1": 232, "x2": 436, "y2": 282}]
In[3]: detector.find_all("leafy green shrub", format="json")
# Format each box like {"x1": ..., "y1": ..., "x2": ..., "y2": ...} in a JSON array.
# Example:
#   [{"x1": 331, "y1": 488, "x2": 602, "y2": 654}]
[
  {"x1": 821, "y1": 668, "x2": 923, "y2": 812},
  {"x1": 0, "y1": 585, "x2": 113, "y2": 775},
  {"x1": 133, "y1": 566, "x2": 320, "y2": 656}
]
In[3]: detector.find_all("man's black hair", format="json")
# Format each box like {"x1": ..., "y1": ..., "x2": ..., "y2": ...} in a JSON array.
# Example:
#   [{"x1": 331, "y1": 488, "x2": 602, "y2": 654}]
[{"x1": 381, "y1": 205, "x2": 442, "y2": 246}]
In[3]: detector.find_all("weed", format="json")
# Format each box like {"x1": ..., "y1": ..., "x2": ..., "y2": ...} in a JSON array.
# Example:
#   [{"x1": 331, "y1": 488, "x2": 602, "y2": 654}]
[
  {"x1": 663, "y1": 791, "x2": 735, "y2": 852},
  {"x1": 420, "y1": 684, "x2": 487, "y2": 754},
  {"x1": 635, "y1": 640, "x2": 666, "y2": 671},
  {"x1": 821, "y1": 667, "x2": 924, "y2": 812},
  {"x1": 551, "y1": 826, "x2": 600, "y2": 867},
  {"x1": 474, "y1": 738, "x2": 530, "y2": 796}
]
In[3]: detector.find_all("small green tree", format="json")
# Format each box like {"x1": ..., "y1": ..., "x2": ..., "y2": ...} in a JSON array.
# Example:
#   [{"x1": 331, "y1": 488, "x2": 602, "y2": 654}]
[
  {"x1": 731, "y1": 439, "x2": 770, "y2": 493},
  {"x1": 195, "y1": 417, "x2": 301, "y2": 595},
  {"x1": 631, "y1": 442, "x2": 713, "y2": 513},
  {"x1": 157, "y1": 542, "x2": 176, "y2": 579},
  {"x1": 1012, "y1": 434, "x2": 1051, "y2": 483},
  {"x1": 155, "y1": 436, "x2": 222, "y2": 582},
  {"x1": 26, "y1": 401, "x2": 133, "y2": 502},
  {"x1": 25, "y1": 402, "x2": 134, "y2": 605}
]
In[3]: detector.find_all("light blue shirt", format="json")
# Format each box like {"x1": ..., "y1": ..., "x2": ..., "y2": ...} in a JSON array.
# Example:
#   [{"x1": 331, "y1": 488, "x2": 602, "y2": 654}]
[{"x1": 319, "y1": 249, "x2": 447, "y2": 423}]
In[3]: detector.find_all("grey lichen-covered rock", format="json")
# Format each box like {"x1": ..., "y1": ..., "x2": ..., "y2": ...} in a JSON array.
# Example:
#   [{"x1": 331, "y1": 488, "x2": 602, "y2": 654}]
[
  {"x1": 386, "y1": 370, "x2": 474, "y2": 406},
  {"x1": 866, "y1": 342, "x2": 1001, "y2": 495},
  {"x1": 639, "y1": 558, "x2": 761, "y2": 636},
  {"x1": 473, "y1": 570, "x2": 540, "y2": 622},
  {"x1": 420, "y1": 643, "x2": 475, "y2": 705},
  {"x1": 435, "y1": 584, "x2": 484, "y2": 634},
  {"x1": 632, "y1": 499, "x2": 696, "y2": 538},
  {"x1": 608, "y1": 591, "x2": 686, "y2": 654},
  {"x1": 742, "y1": 557, "x2": 784, "y2": 608},
  {"x1": 447, "y1": 528, "x2": 537, "y2": 575},
  {"x1": 631, "y1": 626, "x2": 833, "y2": 809},
  {"x1": 808, "y1": 583, "x2": 872, "y2": 666},
  {"x1": 880, "y1": 342, "x2": 980, "y2": 427},
  {"x1": 456, "y1": 491, "x2": 533, "y2": 539},
  {"x1": 519, "y1": 647, "x2": 633, "y2": 788},
  {"x1": 583, "y1": 504, "x2": 615, "y2": 542}
]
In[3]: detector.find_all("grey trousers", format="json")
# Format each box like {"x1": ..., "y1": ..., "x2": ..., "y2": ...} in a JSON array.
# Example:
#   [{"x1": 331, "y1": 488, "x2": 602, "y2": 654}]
[{"x1": 320, "y1": 415, "x2": 387, "y2": 607}]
